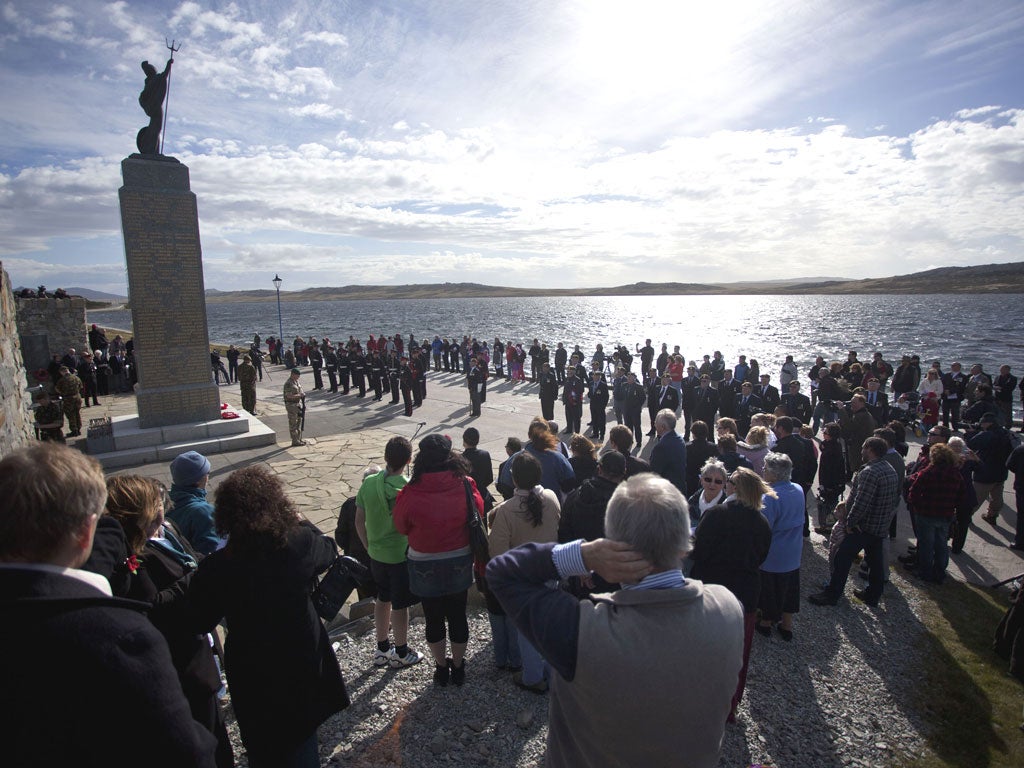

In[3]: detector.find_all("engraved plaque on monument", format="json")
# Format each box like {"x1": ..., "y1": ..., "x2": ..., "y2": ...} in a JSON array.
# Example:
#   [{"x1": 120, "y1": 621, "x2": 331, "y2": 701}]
[{"x1": 119, "y1": 157, "x2": 221, "y2": 428}]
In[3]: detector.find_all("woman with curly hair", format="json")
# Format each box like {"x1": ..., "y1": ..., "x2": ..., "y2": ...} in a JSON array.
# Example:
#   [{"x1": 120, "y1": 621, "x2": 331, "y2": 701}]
[
  {"x1": 105, "y1": 475, "x2": 233, "y2": 767},
  {"x1": 496, "y1": 417, "x2": 575, "y2": 499},
  {"x1": 487, "y1": 452, "x2": 561, "y2": 693},
  {"x1": 689, "y1": 467, "x2": 773, "y2": 723},
  {"x1": 188, "y1": 466, "x2": 347, "y2": 767},
  {"x1": 393, "y1": 434, "x2": 485, "y2": 687}
]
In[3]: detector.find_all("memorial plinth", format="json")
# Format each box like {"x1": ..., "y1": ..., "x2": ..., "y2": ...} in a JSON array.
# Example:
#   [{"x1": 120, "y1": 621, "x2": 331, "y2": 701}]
[{"x1": 119, "y1": 156, "x2": 221, "y2": 428}]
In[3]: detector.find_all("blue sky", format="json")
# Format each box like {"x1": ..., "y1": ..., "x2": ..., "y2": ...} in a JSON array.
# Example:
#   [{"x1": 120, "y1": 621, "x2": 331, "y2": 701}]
[{"x1": 1, "y1": 0, "x2": 1022, "y2": 294}]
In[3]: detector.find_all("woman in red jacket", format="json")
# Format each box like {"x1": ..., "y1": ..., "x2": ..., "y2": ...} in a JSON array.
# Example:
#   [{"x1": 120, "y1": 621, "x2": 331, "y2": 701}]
[{"x1": 393, "y1": 434, "x2": 485, "y2": 686}]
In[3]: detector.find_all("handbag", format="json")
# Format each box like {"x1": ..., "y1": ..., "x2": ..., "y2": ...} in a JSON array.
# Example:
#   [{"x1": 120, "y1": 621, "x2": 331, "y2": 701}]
[
  {"x1": 312, "y1": 554, "x2": 371, "y2": 622},
  {"x1": 463, "y1": 478, "x2": 492, "y2": 595},
  {"x1": 463, "y1": 478, "x2": 490, "y2": 565}
]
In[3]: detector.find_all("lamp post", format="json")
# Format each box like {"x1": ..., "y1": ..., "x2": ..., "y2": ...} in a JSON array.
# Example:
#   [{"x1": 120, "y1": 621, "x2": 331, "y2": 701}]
[{"x1": 272, "y1": 274, "x2": 283, "y2": 351}]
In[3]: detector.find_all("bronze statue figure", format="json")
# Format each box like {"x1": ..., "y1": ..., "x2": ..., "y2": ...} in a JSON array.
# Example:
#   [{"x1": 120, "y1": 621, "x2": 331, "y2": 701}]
[{"x1": 136, "y1": 58, "x2": 173, "y2": 155}]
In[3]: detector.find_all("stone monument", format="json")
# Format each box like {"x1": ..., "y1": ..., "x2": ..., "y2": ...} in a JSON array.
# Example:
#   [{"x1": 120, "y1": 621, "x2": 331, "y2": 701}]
[
  {"x1": 119, "y1": 157, "x2": 221, "y2": 428},
  {"x1": 118, "y1": 52, "x2": 219, "y2": 429}
]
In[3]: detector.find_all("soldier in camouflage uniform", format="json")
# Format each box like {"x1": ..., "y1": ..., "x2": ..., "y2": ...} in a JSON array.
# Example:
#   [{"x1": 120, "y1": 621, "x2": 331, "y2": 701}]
[
  {"x1": 283, "y1": 367, "x2": 306, "y2": 446},
  {"x1": 53, "y1": 366, "x2": 84, "y2": 437},
  {"x1": 33, "y1": 391, "x2": 65, "y2": 442},
  {"x1": 237, "y1": 353, "x2": 258, "y2": 415}
]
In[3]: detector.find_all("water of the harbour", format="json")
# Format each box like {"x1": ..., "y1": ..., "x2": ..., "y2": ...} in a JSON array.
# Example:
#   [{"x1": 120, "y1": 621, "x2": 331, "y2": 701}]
[{"x1": 90, "y1": 293, "x2": 1024, "y2": 387}]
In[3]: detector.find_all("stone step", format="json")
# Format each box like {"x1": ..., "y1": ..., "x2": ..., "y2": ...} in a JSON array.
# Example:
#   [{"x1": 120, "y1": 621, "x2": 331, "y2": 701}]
[{"x1": 90, "y1": 417, "x2": 277, "y2": 469}]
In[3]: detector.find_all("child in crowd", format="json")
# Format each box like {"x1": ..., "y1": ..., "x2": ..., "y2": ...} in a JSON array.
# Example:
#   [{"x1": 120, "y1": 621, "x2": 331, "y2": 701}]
[
  {"x1": 918, "y1": 391, "x2": 940, "y2": 432},
  {"x1": 814, "y1": 422, "x2": 848, "y2": 534},
  {"x1": 826, "y1": 501, "x2": 849, "y2": 584}
]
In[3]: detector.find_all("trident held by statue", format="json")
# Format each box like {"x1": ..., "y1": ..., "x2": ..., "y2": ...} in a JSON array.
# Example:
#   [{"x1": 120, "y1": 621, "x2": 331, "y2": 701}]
[{"x1": 160, "y1": 38, "x2": 181, "y2": 155}]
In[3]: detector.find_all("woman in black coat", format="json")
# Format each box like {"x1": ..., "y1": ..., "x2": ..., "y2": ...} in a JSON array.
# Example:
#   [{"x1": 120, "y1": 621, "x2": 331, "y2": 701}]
[
  {"x1": 105, "y1": 475, "x2": 232, "y2": 767},
  {"x1": 689, "y1": 467, "x2": 773, "y2": 723},
  {"x1": 188, "y1": 466, "x2": 348, "y2": 767}
]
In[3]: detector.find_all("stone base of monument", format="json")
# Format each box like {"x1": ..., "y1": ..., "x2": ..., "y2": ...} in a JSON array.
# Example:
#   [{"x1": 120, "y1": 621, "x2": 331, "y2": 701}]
[{"x1": 86, "y1": 405, "x2": 276, "y2": 469}]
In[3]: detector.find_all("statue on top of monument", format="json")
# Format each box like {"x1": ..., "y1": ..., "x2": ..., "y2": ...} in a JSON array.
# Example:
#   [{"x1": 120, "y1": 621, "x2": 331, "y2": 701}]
[{"x1": 136, "y1": 58, "x2": 173, "y2": 155}]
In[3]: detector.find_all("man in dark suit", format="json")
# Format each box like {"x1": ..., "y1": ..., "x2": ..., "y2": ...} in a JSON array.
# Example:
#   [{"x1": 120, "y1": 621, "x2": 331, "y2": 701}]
[
  {"x1": 554, "y1": 343, "x2": 568, "y2": 383},
  {"x1": 693, "y1": 375, "x2": 719, "y2": 429},
  {"x1": 756, "y1": 374, "x2": 781, "y2": 413},
  {"x1": 529, "y1": 339, "x2": 542, "y2": 382},
  {"x1": 467, "y1": 356, "x2": 484, "y2": 417},
  {"x1": 680, "y1": 366, "x2": 700, "y2": 439},
  {"x1": 588, "y1": 369, "x2": 610, "y2": 441},
  {"x1": 539, "y1": 362, "x2": 560, "y2": 421},
  {"x1": 716, "y1": 370, "x2": 739, "y2": 419},
  {"x1": 0, "y1": 443, "x2": 217, "y2": 767},
  {"x1": 647, "y1": 373, "x2": 680, "y2": 436},
  {"x1": 650, "y1": 409, "x2": 687, "y2": 493},
  {"x1": 621, "y1": 371, "x2": 647, "y2": 445},
  {"x1": 772, "y1": 416, "x2": 818, "y2": 536},
  {"x1": 863, "y1": 378, "x2": 889, "y2": 425},
  {"x1": 941, "y1": 361, "x2": 967, "y2": 428},
  {"x1": 781, "y1": 381, "x2": 813, "y2": 425},
  {"x1": 462, "y1": 427, "x2": 494, "y2": 510},
  {"x1": 734, "y1": 382, "x2": 763, "y2": 437},
  {"x1": 562, "y1": 367, "x2": 585, "y2": 434}
]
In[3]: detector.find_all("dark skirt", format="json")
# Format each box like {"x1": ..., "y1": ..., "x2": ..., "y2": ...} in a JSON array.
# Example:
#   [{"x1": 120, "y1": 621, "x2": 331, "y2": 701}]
[{"x1": 758, "y1": 568, "x2": 801, "y2": 621}]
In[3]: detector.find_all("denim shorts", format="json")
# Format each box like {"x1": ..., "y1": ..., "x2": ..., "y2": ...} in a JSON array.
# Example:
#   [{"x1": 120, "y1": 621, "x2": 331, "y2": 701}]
[{"x1": 407, "y1": 553, "x2": 474, "y2": 598}]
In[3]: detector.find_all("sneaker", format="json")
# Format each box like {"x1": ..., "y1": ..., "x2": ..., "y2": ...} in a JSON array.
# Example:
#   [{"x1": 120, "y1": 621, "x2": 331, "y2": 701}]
[
  {"x1": 373, "y1": 646, "x2": 393, "y2": 667},
  {"x1": 433, "y1": 661, "x2": 450, "y2": 687},
  {"x1": 388, "y1": 648, "x2": 423, "y2": 669},
  {"x1": 449, "y1": 658, "x2": 465, "y2": 686}
]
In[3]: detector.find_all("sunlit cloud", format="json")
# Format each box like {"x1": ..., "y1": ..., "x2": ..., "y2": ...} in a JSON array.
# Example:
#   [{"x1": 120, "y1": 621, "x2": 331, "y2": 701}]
[{"x1": 1, "y1": 0, "x2": 1022, "y2": 292}]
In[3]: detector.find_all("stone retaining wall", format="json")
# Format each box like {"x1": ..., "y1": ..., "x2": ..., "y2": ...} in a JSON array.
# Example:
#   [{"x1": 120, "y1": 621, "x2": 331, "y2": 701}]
[
  {"x1": 0, "y1": 264, "x2": 34, "y2": 455},
  {"x1": 15, "y1": 294, "x2": 89, "y2": 385}
]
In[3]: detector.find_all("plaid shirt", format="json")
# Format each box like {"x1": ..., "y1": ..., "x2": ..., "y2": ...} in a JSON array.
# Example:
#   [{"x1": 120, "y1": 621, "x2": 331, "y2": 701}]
[
  {"x1": 845, "y1": 457, "x2": 900, "y2": 536},
  {"x1": 908, "y1": 463, "x2": 966, "y2": 519}
]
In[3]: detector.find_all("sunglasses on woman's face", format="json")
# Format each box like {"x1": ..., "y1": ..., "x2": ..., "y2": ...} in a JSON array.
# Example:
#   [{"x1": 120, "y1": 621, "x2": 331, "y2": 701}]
[{"x1": 702, "y1": 476, "x2": 724, "y2": 485}]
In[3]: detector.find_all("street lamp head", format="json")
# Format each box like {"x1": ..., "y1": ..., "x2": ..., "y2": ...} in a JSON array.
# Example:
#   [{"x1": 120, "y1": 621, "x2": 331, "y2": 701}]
[{"x1": 272, "y1": 274, "x2": 282, "y2": 290}]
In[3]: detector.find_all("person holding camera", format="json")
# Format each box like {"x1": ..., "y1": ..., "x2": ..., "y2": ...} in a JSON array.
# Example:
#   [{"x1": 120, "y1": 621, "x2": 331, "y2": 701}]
[{"x1": 838, "y1": 394, "x2": 877, "y2": 473}]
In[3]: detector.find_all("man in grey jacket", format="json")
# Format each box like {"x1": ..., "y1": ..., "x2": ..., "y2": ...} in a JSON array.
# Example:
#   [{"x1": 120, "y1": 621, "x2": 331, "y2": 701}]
[{"x1": 487, "y1": 474, "x2": 743, "y2": 768}]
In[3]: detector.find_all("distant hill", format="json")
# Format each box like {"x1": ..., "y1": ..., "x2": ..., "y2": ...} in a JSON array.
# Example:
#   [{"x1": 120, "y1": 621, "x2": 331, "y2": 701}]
[
  {"x1": 203, "y1": 262, "x2": 1024, "y2": 302},
  {"x1": 66, "y1": 287, "x2": 128, "y2": 302}
]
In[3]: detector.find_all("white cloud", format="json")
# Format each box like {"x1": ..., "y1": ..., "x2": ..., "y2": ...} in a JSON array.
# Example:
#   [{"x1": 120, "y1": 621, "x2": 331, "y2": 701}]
[
  {"x1": 300, "y1": 31, "x2": 348, "y2": 47},
  {"x1": 1, "y1": 0, "x2": 1022, "y2": 291},
  {"x1": 955, "y1": 106, "x2": 1001, "y2": 119}
]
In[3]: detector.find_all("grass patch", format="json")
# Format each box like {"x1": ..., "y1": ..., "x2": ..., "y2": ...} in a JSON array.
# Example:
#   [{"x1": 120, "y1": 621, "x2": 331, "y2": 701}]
[{"x1": 901, "y1": 579, "x2": 1023, "y2": 768}]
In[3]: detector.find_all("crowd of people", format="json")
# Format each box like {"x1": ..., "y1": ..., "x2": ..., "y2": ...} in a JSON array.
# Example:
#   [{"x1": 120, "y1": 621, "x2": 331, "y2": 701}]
[
  {"x1": 14, "y1": 324, "x2": 1024, "y2": 765},
  {"x1": 31, "y1": 329, "x2": 136, "y2": 441}
]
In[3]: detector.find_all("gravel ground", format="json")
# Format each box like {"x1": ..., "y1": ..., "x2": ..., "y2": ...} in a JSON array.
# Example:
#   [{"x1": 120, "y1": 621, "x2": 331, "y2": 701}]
[{"x1": 221, "y1": 536, "x2": 934, "y2": 767}]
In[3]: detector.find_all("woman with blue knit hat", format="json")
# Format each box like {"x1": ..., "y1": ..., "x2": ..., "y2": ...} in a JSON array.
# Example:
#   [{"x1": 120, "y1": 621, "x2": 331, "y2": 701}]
[{"x1": 168, "y1": 451, "x2": 221, "y2": 556}]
